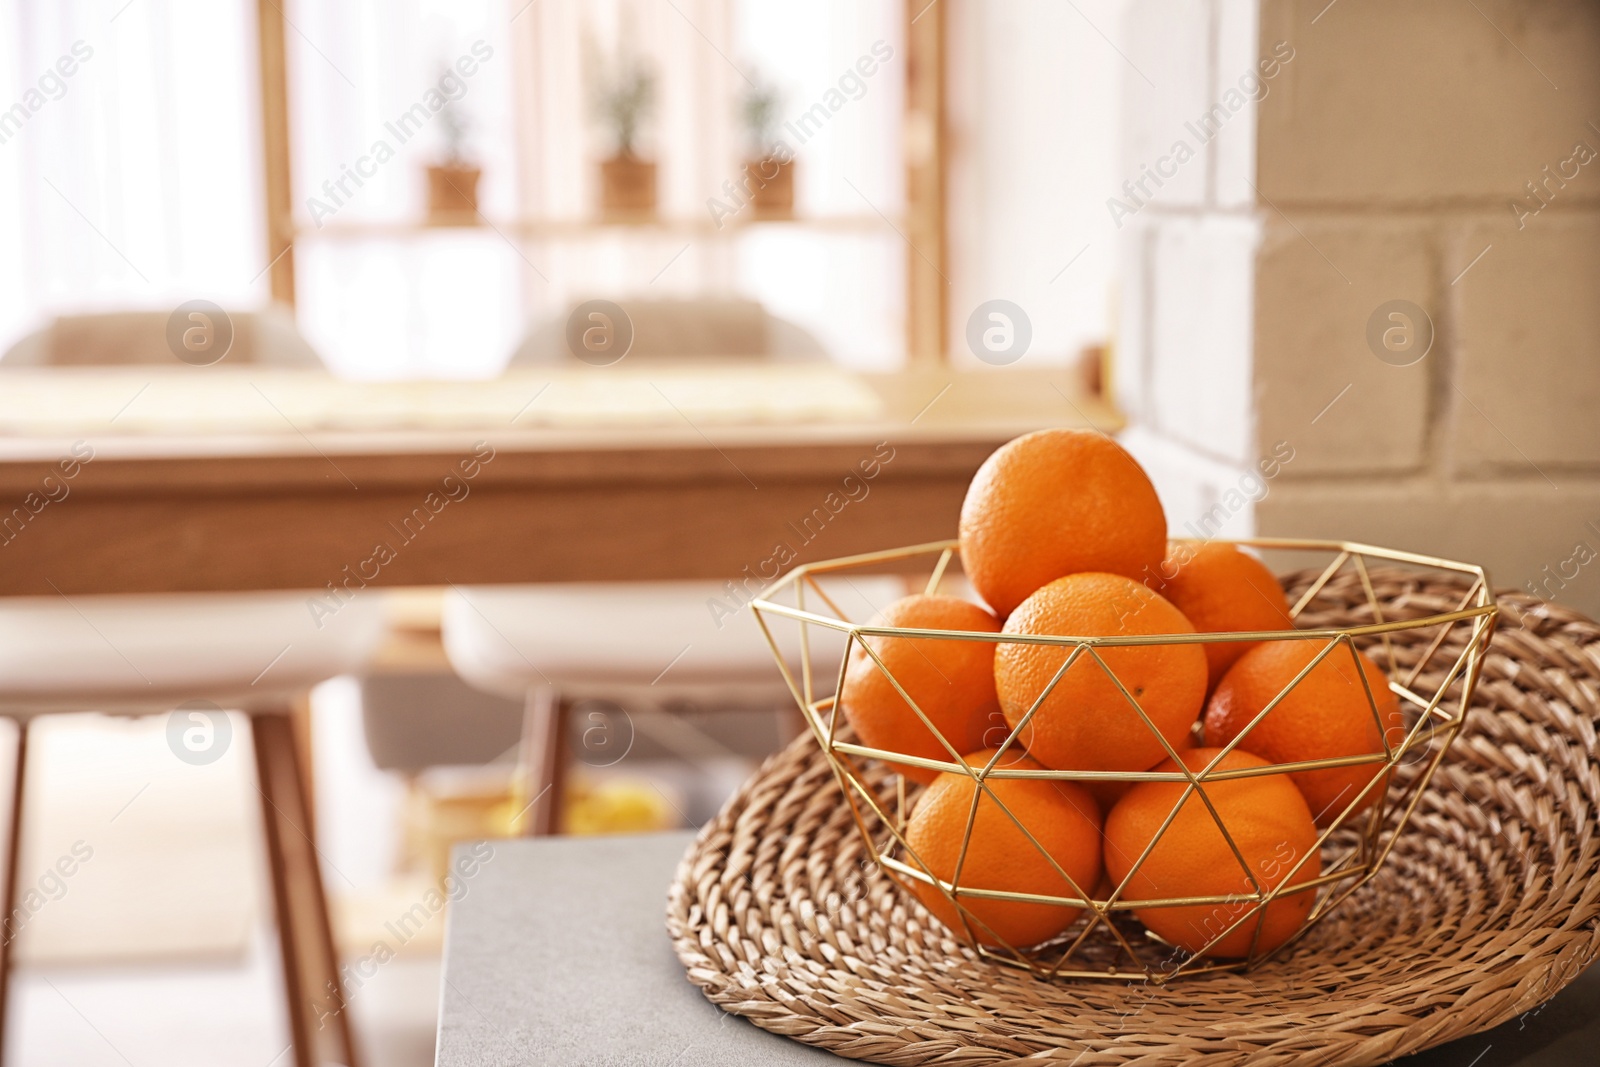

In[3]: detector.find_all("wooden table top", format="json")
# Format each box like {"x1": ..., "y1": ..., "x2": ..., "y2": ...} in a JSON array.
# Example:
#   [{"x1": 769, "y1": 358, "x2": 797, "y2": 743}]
[
  {"x1": 0, "y1": 366, "x2": 1116, "y2": 460},
  {"x1": 0, "y1": 368, "x2": 1118, "y2": 595}
]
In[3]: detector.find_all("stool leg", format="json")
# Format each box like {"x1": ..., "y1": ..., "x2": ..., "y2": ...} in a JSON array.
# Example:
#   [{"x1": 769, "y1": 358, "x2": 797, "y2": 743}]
[
  {"x1": 253, "y1": 712, "x2": 360, "y2": 1067},
  {"x1": 0, "y1": 719, "x2": 26, "y2": 1062},
  {"x1": 519, "y1": 687, "x2": 568, "y2": 837}
]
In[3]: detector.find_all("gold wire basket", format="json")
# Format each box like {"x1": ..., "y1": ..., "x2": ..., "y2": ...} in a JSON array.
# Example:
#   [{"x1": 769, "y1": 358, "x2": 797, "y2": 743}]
[{"x1": 749, "y1": 538, "x2": 1498, "y2": 984}]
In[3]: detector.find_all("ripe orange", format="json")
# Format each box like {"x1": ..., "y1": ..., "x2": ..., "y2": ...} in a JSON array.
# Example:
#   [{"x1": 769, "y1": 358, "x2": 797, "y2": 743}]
[
  {"x1": 1149, "y1": 541, "x2": 1295, "y2": 691},
  {"x1": 904, "y1": 749, "x2": 1103, "y2": 948},
  {"x1": 1204, "y1": 641, "x2": 1404, "y2": 826},
  {"x1": 1104, "y1": 747, "x2": 1321, "y2": 958},
  {"x1": 958, "y1": 429, "x2": 1167, "y2": 618},
  {"x1": 1084, "y1": 720, "x2": 1200, "y2": 814},
  {"x1": 839, "y1": 595, "x2": 1002, "y2": 784},
  {"x1": 994, "y1": 573, "x2": 1207, "y2": 772}
]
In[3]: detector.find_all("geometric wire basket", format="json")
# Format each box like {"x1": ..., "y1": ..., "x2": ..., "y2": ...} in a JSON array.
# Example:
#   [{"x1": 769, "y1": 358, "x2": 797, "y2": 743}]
[{"x1": 750, "y1": 538, "x2": 1498, "y2": 983}]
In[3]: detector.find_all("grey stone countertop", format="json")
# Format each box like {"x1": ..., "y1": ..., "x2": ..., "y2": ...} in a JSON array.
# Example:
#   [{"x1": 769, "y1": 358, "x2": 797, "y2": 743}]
[{"x1": 435, "y1": 830, "x2": 1599, "y2": 1066}]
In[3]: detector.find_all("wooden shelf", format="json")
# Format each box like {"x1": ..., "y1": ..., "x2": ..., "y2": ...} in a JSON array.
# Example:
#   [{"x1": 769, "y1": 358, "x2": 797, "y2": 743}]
[{"x1": 292, "y1": 214, "x2": 900, "y2": 241}]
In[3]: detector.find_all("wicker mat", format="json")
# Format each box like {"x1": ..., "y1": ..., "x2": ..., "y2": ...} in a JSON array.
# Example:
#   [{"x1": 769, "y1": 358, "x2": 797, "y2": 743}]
[{"x1": 667, "y1": 571, "x2": 1600, "y2": 1066}]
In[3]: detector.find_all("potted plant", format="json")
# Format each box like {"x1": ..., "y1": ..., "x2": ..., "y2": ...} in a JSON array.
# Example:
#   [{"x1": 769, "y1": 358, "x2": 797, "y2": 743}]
[
  {"x1": 742, "y1": 78, "x2": 793, "y2": 219},
  {"x1": 427, "y1": 81, "x2": 481, "y2": 223},
  {"x1": 593, "y1": 56, "x2": 657, "y2": 219}
]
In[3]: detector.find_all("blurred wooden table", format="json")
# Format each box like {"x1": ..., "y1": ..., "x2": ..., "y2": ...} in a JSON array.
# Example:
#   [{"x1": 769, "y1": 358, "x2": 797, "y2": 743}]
[{"x1": 0, "y1": 368, "x2": 1118, "y2": 595}]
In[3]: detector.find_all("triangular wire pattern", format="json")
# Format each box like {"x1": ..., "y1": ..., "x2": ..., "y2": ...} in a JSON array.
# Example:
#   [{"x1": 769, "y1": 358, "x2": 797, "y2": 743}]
[{"x1": 751, "y1": 539, "x2": 1497, "y2": 981}]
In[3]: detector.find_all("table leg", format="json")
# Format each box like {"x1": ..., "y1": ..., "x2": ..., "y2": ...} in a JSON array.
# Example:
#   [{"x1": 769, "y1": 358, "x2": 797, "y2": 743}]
[
  {"x1": 0, "y1": 720, "x2": 26, "y2": 1064},
  {"x1": 253, "y1": 711, "x2": 360, "y2": 1067}
]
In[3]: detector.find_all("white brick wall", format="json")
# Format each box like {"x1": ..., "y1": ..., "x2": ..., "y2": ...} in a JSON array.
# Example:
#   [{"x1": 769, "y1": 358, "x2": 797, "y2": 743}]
[
  {"x1": 1256, "y1": 0, "x2": 1600, "y2": 206},
  {"x1": 1257, "y1": 478, "x2": 1600, "y2": 606},
  {"x1": 1114, "y1": 0, "x2": 1600, "y2": 619},
  {"x1": 1253, "y1": 217, "x2": 1434, "y2": 475},
  {"x1": 1120, "y1": 0, "x2": 1215, "y2": 209},
  {"x1": 1452, "y1": 216, "x2": 1600, "y2": 473},
  {"x1": 1148, "y1": 216, "x2": 1259, "y2": 465},
  {"x1": 1121, "y1": 425, "x2": 1263, "y2": 541},
  {"x1": 1212, "y1": 0, "x2": 1265, "y2": 209},
  {"x1": 1113, "y1": 219, "x2": 1157, "y2": 422}
]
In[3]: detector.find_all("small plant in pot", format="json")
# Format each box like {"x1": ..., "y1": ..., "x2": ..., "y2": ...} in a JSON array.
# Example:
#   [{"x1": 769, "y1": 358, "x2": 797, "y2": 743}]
[
  {"x1": 593, "y1": 55, "x2": 657, "y2": 219},
  {"x1": 741, "y1": 77, "x2": 793, "y2": 219},
  {"x1": 426, "y1": 78, "x2": 481, "y2": 224}
]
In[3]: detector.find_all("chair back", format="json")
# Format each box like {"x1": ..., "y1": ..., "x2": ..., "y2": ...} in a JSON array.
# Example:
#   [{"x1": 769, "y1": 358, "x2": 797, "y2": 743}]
[
  {"x1": 1, "y1": 304, "x2": 324, "y2": 368},
  {"x1": 507, "y1": 297, "x2": 827, "y2": 365},
  {"x1": 441, "y1": 577, "x2": 910, "y2": 709}
]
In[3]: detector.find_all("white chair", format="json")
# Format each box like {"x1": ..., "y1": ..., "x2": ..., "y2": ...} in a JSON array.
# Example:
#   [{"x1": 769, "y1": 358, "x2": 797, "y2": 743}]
[
  {"x1": 448, "y1": 301, "x2": 896, "y2": 835},
  {"x1": 1, "y1": 305, "x2": 322, "y2": 367},
  {"x1": 0, "y1": 309, "x2": 373, "y2": 1067},
  {"x1": 442, "y1": 578, "x2": 906, "y2": 835},
  {"x1": 506, "y1": 297, "x2": 828, "y2": 365},
  {"x1": 0, "y1": 591, "x2": 383, "y2": 1067},
  {"x1": 358, "y1": 300, "x2": 831, "y2": 788}
]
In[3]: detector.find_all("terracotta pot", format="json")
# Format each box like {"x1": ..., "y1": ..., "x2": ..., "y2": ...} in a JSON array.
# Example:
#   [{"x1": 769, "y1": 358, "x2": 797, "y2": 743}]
[
  {"x1": 426, "y1": 164, "x2": 481, "y2": 223},
  {"x1": 599, "y1": 155, "x2": 657, "y2": 218},
  {"x1": 743, "y1": 158, "x2": 795, "y2": 219}
]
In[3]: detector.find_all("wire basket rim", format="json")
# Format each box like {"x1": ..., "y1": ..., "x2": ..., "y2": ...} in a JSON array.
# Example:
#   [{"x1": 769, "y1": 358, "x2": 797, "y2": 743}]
[{"x1": 750, "y1": 537, "x2": 1496, "y2": 646}]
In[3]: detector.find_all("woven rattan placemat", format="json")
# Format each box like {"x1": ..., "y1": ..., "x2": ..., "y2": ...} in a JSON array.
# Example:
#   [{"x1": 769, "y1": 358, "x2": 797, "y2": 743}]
[{"x1": 668, "y1": 572, "x2": 1600, "y2": 1065}]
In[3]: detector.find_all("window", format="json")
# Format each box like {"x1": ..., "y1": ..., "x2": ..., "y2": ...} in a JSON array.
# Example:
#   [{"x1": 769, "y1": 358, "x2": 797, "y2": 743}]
[
  {"x1": 1, "y1": 0, "x2": 1120, "y2": 379},
  {"x1": 285, "y1": 0, "x2": 909, "y2": 377}
]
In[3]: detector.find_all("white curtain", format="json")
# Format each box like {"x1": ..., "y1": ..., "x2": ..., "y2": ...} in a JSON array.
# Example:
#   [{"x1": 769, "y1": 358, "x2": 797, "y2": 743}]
[{"x1": 0, "y1": 0, "x2": 264, "y2": 355}]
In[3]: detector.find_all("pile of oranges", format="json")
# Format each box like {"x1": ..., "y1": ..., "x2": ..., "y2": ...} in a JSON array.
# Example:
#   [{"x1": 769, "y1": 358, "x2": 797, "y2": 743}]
[{"x1": 838, "y1": 428, "x2": 1404, "y2": 960}]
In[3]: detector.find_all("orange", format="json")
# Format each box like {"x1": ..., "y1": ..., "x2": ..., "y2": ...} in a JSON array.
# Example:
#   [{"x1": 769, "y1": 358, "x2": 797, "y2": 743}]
[
  {"x1": 1204, "y1": 641, "x2": 1404, "y2": 826},
  {"x1": 1104, "y1": 747, "x2": 1321, "y2": 958},
  {"x1": 994, "y1": 573, "x2": 1207, "y2": 772},
  {"x1": 1084, "y1": 720, "x2": 1199, "y2": 814},
  {"x1": 904, "y1": 748, "x2": 1103, "y2": 948},
  {"x1": 839, "y1": 595, "x2": 1002, "y2": 784},
  {"x1": 958, "y1": 429, "x2": 1167, "y2": 618},
  {"x1": 1149, "y1": 541, "x2": 1295, "y2": 691}
]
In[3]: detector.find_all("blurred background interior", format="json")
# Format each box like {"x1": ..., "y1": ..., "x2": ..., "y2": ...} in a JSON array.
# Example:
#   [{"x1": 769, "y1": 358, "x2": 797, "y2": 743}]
[{"x1": 1, "y1": 0, "x2": 1596, "y2": 1064}]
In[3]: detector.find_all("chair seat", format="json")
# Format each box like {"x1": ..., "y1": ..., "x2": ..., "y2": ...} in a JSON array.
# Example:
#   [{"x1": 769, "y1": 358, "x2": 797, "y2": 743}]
[
  {"x1": 442, "y1": 579, "x2": 909, "y2": 705},
  {"x1": 0, "y1": 592, "x2": 386, "y2": 714}
]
